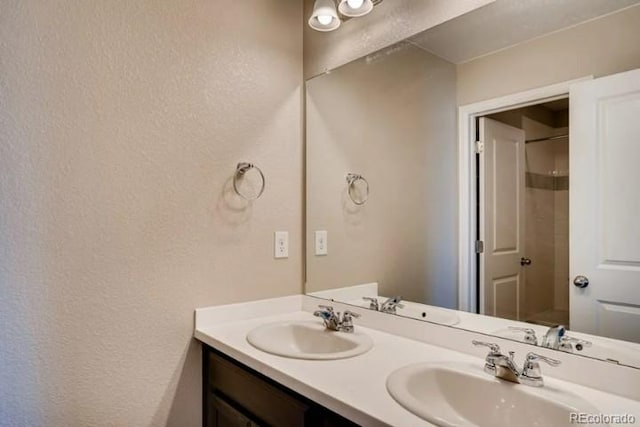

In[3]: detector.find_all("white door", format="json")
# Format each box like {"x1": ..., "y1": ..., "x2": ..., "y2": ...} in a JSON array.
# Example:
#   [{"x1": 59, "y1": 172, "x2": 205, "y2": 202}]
[
  {"x1": 479, "y1": 118, "x2": 526, "y2": 320},
  {"x1": 570, "y1": 68, "x2": 640, "y2": 343}
]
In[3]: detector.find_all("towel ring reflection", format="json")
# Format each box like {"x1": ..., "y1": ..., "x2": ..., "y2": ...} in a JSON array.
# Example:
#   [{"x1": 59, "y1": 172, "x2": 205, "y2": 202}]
[
  {"x1": 346, "y1": 173, "x2": 369, "y2": 205},
  {"x1": 233, "y1": 162, "x2": 265, "y2": 200}
]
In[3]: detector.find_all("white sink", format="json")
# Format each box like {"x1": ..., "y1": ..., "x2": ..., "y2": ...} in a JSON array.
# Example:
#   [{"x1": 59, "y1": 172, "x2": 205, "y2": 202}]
[
  {"x1": 246, "y1": 321, "x2": 373, "y2": 360},
  {"x1": 386, "y1": 362, "x2": 604, "y2": 427}
]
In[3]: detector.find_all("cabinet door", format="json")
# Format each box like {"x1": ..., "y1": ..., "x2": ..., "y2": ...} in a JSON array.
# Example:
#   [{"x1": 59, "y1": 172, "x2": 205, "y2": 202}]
[
  {"x1": 208, "y1": 351, "x2": 310, "y2": 426},
  {"x1": 209, "y1": 393, "x2": 261, "y2": 427}
]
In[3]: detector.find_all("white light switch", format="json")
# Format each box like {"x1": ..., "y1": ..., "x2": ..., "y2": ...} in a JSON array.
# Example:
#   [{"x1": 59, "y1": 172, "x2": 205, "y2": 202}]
[
  {"x1": 315, "y1": 230, "x2": 328, "y2": 256},
  {"x1": 274, "y1": 231, "x2": 289, "y2": 259}
]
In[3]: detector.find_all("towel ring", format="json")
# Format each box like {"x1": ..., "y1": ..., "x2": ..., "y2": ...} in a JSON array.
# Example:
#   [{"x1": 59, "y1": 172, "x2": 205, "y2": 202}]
[
  {"x1": 346, "y1": 173, "x2": 369, "y2": 205},
  {"x1": 233, "y1": 162, "x2": 265, "y2": 200}
]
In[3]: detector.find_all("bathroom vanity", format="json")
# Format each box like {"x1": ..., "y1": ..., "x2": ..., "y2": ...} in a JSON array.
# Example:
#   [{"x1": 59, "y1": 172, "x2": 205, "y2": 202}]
[
  {"x1": 196, "y1": 3, "x2": 640, "y2": 426},
  {"x1": 195, "y1": 296, "x2": 640, "y2": 427},
  {"x1": 203, "y1": 347, "x2": 356, "y2": 427}
]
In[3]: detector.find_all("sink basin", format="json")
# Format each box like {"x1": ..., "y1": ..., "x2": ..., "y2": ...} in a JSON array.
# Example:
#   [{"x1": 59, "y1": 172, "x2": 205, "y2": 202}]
[
  {"x1": 386, "y1": 362, "x2": 604, "y2": 427},
  {"x1": 246, "y1": 321, "x2": 373, "y2": 360}
]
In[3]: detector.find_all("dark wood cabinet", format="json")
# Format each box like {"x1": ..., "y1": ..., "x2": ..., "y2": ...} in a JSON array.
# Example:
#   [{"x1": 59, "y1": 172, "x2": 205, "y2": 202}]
[
  {"x1": 209, "y1": 392, "x2": 260, "y2": 427},
  {"x1": 203, "y1": 345, "x2": 359, "y2": 427}
]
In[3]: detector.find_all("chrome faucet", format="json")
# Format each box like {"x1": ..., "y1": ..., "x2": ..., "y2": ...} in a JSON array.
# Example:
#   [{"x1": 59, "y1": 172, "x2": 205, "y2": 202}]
[
  {"x1": 473, "y1": 340, "x2": 561, "y2": 387},
  {"x1": 520, "y1": 353, "x2": 562, "y2": 387},
  {"x1": 508, "y1": 326, "x2": 538, "y2": 345},
  {"x1": 541, "y1": 325, "x2": 566, "y2": 349},
  {"x1": 362, "y1": 296, "x2": 379, "y2": 311},
  {"x1": 380, "y1": 296, "x2": 404, "y2": 314},
  {"x1": 313, "y1": 305, "x2": 361, "y2": 333},
  {"x1": 541, "y1": 325, "x2": 592, "y2": 352}
]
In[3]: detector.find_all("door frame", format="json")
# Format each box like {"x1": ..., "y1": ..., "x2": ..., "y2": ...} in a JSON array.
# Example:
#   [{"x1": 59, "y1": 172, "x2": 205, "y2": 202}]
[{"x1": 457, "y1": 77, "x2": 592, "y2": 313}]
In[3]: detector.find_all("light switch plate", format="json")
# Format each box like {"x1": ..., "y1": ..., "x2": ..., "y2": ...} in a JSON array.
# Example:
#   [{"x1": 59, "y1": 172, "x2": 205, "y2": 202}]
[
  {"x1": 315, "y1": 230, "x2": 328, "y2": 256},
  {"x1": 274, "y1": 231, "x2": 289, "y2": 259}
]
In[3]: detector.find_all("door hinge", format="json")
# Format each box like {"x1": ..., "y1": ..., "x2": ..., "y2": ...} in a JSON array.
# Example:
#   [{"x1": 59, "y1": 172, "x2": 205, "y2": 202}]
[
  {"x1": 475, "y1": 140, "x2": 484, "y2": 154},
  {"x1": 475, "y1": 240, "x2": 484, "y2": 253}
]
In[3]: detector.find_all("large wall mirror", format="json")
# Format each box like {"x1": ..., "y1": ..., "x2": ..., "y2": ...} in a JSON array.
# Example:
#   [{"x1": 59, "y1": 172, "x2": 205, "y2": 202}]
[{"x1": 305, "y1": 0, "x2": 640, "y2": 369}]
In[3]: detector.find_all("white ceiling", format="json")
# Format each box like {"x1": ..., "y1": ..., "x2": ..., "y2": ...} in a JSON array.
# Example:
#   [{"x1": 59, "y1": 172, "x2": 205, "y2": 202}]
[{"x1": 409, "y1": 0, "x2": 640, "y2": 64}]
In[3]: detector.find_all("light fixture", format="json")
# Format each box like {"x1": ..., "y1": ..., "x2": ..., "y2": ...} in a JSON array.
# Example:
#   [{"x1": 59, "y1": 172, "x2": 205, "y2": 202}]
[
  {"x1": 309, "y1": 0, "x2": 341, "y2": 32},
  {"x1": 338, "y1": 0, "x2": 374, "y2": 18},
  {"x1": 309, "y1": 0, "x2": 380, "y2": 32}
]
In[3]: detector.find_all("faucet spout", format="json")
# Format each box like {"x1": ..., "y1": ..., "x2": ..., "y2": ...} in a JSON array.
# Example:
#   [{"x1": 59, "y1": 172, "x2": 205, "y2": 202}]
[
  {"x1": 313, "y1": 308, "x2": 340, "y2": 330},
  {"x1": 380, "y1": 296, "x2": 404, "y2": 313},
  {"x1": 542, "y1": 325, "x2": 566, "y2": 349},
  {"x1": 313, "y1": 305, "x2": 361, "y2": 332},
  {"x1": 493, "y1": 351, "x2": 521, "y2": 383}
]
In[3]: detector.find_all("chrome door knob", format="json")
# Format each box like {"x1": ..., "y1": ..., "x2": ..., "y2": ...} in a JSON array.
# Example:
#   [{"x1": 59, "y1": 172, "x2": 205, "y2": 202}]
[
  {"x1": 520, "y1": 257, "x2": 532, "y2": 266},
  {"x1": 573, "y1": 275, "x2": 589, "y2": 288}
]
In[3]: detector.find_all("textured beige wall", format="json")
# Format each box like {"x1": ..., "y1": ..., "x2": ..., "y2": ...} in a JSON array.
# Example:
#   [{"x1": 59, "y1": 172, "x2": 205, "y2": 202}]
[
  {"x1": 303, "y1": 0, "x2": 493, "y2": 79},
  {"x1": 457, "y1": 4, "x2": 640, "y2": 105},
  {"x1": 306, "y1": 44, "x2": 458, "y2": 307},
  {"x1": 0, "y1": 1, "x2": 302, "y2": 426}
]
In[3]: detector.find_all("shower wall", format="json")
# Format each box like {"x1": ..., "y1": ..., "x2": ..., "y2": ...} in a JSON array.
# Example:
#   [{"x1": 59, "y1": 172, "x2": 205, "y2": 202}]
[
  {"x1": 553, "y1": 138, "x2": 570, "y2": 313},
  {"x1": 522, "y1": 117, "x2": 557, "y2": 320}
]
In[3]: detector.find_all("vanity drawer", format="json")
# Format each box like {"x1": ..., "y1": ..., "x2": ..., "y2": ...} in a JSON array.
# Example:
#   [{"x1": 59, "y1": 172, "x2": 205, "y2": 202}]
[
  {"x1": 207, "y1": 351, "x2": 311, "y2": 427},
  {"x1": 208, "y1": 392, "x2": 261, "y2": 427}
]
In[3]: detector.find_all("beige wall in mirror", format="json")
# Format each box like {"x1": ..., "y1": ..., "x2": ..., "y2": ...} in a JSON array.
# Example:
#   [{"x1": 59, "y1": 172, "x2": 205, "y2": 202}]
[
  {"x1": 306, "y1": 43, "x2": 458, "y2": 307},
  {"x1": 305, "y1": 3, "x2": 640, "y2": 368}
]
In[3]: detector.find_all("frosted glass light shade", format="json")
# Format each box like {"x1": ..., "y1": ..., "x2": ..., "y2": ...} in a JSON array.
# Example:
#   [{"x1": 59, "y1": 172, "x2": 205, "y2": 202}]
[
  {"x1": 338, "y1": 0, "x2": 373, "y2": 17},
  {"x1": 309, "y1": 0, "x2": 341, "y2": 32}
]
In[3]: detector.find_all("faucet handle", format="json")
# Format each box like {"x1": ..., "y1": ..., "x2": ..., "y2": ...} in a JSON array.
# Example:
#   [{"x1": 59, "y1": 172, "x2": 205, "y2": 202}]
[
  {"x1": 560, "y1": 336, "x2": 592, "y2": 352},
  {"x1": 526, "y1": 352, "x2": 561, "y2": 367},
  {"x1": 472, "y1": 340, "x2": 501, "y2": 353},
  {"x1": 381, "y1": 296, "x2": 404, "y2": 313},
  {"x1": 508, "y1": 326, "x2": 538, "y2": 345},
  {"x1": 362, "y1": 297, "x2": 379, "y2": 310},
  {"x1": 317, "y1": 304, "x2": 335, "y2": 312},
  {"x1": 343, "y1": 310, "x2": 361, "y2": 319},
  {"x1": 473, "y1": 340, "x2": 502, "y2": 376},
  {"x1": 340, "y1": 310, "x2": 360, "y2": 333},
  {"x1": 386, "y1": 296, "x2": 404, "y2": 307},
  {"x1": 521, "y1": 352, "x2": 561, "y2": 387}
]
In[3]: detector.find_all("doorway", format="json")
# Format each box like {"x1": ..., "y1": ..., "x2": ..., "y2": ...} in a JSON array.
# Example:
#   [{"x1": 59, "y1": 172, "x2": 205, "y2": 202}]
[
  {"x1": 456, "y1": 78, "x2": 589, "y2": 315},
  {"x1": 479, "y1": 99, "x2": 570, "y2": 326},
  {"x1": 459, "y1": 71, "x2": 640, "y2": 344}
]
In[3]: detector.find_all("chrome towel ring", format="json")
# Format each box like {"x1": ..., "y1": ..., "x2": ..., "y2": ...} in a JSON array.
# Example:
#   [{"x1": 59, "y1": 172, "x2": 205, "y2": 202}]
[
  {"x1": 233, "y1": 162, "x2": 265, "y2": 200},
  {"x1": 346, "y1": 173, "x2": 369, "y2": 205}
]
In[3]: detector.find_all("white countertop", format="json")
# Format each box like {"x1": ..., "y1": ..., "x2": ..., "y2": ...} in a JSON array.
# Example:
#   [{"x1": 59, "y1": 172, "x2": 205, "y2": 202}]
[{"x1": 195, "y1": 297, "x2": 640, "y2": 427}]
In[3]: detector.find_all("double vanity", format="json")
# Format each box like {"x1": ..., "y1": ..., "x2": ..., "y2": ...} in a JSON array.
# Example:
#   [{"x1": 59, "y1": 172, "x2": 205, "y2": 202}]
[
  {"x1": 195, "y1": 295, "x2": 640, "y2": 426},
  {"x1": 194, "y1": 3, "x2": 640, "y2": 425}
]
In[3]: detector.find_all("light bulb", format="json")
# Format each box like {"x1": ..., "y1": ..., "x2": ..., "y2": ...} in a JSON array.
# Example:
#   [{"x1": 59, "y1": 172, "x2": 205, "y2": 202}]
[
  {"x1": 338, "y1": 0, "x2": 373, "y2": 18},
  {"x1": 309, "y1": 0, "x2": 340, "y2": 32},
  {"x1": 317, "y1": 15, "x2": 333, "y2": 26}
]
